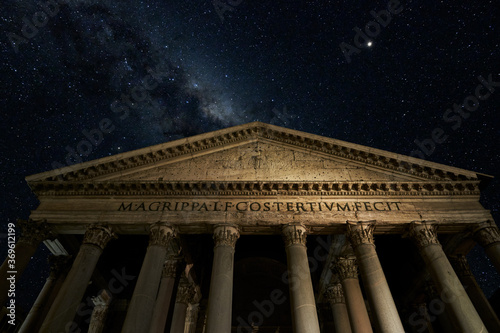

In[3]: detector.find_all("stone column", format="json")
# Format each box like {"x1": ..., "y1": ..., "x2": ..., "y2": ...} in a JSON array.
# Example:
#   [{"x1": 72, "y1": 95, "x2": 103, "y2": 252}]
[
  {"x1": 170, "y1": 277, "x2": 195, "y2": 333},
  {"x1": 205, "y1": 224, "x2": 240, "y2": 333},
  {"x1": 149, "y1": 259, "x2": 179, "y2": 333},
  {"x1": 40, "y1": 224, "x2": 116, "y2": 333},
  {"x1": 423, "y1": 281, "x2": 455, "y2": 333},
  {"x1": 122, "y1": 223, "x2": 176, "y2": 333},
  {"x1": 332, "y1": 257, "x2": 373, "y2": 333},
  {"x1": 88, "y1": 290, "x2": 112, "y2": 333},
  {"x1": 449, "y1": 254, "x2": 500, "y2": 332},
  {"x1": 18, "y1": 255, "x2": 71, "y2": 333},
  {"x1": 473, "y1": 221, "x2": 500, "y2": 274},
  {"x1": 346, "y1": 221, "x2": 404, "y2": 333},
  {"x1": 324, "y1": 282, "x2": 352, "y2": 333},
  {"x1": 185, "y1": 303, "x2": 200, "y2": 333},
  {"x1": 0, "y1": 219, "x2": 52, "y2": 305},
  {"x1": 407, "y1": 222, "x2": 487, "y2": 333},
  {"x1": 282, "y1": 223, "x2": 321, "y2": 333}
]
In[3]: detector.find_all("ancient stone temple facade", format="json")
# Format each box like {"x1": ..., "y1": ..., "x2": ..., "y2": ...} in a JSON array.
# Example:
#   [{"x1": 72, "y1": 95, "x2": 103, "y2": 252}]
[{"x1": 2, "y1": 121, "x2": 500, "y2": 332}]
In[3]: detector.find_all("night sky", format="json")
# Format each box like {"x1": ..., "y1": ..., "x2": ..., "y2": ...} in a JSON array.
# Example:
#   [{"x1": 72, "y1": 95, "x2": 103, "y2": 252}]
[{"x1": 1, "y1": 0, "x2": 499, "y2": 312}]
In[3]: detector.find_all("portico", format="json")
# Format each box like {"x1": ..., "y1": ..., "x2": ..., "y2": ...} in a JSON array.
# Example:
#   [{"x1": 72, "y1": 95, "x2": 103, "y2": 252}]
[{"x1": 2, "y1": 121, "x2": 498, "y2": 332}]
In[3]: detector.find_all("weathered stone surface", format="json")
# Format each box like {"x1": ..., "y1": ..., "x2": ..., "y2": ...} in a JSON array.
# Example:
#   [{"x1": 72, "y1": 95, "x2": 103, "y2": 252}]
[{"x1": 24, "y1": 122, "x2": 492, "y2": 235}]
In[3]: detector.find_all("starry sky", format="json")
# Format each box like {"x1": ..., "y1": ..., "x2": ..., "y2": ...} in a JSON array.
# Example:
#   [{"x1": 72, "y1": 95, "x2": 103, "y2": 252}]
[{"x1": 1, "y1": 0, "x2": 499, "y2": 311}]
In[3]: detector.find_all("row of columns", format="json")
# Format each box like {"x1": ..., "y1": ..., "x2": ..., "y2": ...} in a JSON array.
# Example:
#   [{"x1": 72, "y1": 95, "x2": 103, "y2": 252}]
[
  {"x1": 2, "y1": 220, "x2": 500, "y2": 333},
  {"x1": 324, "y1": 221, "x2": 499, "y2": 333}
]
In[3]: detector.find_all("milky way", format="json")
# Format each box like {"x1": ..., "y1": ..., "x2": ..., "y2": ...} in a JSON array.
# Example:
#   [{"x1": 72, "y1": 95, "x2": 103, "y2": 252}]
[{"x1": 1, "y1": 0, "x2": 499, "y2": 309}]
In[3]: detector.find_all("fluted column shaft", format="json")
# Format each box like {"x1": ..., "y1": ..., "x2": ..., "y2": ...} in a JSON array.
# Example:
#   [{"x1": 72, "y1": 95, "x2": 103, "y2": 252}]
[
  {"x1": 40, "y1": 225, "x2": 116, "y2": 333},
  {"x1": 282, "y1": 224, "x2": 321, "y2": 333},
  {"x1": 122, "y1": 223, "x2": 176, "y2": 333},
  {"x1": 18, "y1": 255, "x2": 71, "y2": 333},
  {"x1": 149, "y1": 259, "x2": 179, "y2": 333},
  {"x1": 474, "y1": 221, "x2": 500, "y2": 274},
  {"x1": 333, "y1": 257, "x2": 373, "y2": 333},
  {"x1": 205, "y1": 225, "x2": 240, "y2": 333},
  {"x1": 449, "y1": 254, "x2": 500, "y2": 332},
  {"x1": 0, "y1": 220, "x2": 52, "y2": 305},
  {"x1": 170, "y1": 278, "x2": 194, "y2": 333},
  {"x1": 325, "y1": 282, "x2": 352, "y2": 333},
  {"x1": 407, "y1": 222, "x2": 487, "y2": 333},
  {"x1": 347, "y1": 221, "x2": 404, "y2": 333}
]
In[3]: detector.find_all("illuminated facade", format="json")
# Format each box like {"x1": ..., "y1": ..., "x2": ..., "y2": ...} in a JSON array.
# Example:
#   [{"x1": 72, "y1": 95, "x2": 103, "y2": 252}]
[{"x1": 2, "y1": 122, "x2": 500, "y2": 332}]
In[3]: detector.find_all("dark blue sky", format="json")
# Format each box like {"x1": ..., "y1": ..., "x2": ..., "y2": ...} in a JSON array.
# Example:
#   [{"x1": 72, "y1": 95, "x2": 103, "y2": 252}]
[{"x1": 1, "y1": 0, "x2": 499, "y2": 309}]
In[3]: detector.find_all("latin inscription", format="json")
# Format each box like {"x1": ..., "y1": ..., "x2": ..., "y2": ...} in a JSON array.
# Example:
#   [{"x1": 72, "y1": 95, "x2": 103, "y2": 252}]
[{"x1": 118, "y1": 201, "x2": 402, "y2": 212}]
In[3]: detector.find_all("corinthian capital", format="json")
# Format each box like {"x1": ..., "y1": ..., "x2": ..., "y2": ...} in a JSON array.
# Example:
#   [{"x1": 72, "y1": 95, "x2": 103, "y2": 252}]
[
  {"x1": 346, "y1": 221, "x2": 375, "y2": 247},
  {"x1": 324, "y1": 282, "x2": 345, "y2": 304},
  {"x1": 18, "y1": 219, "x2": 53, "y2": 247},
  {"x1": 176, "y1": 277, "x2": 195, "y2": 304},
  {"x1": 473, "y1": 221, "x2": 500, "y2": 248},
  {"x1": 331, "y1": 256, "x2": 358, "y2": 280},
  {"x1": 162, "y1": 259, "x2": 180, "y2": 278},
  {"x1": 448, "y1": 254, "x2": 473, "y2": 277},
  {"x1": 83, "y1": 224, "x2": 116, "y2": 250},
  {"x1": 406, "y1": 221, "x2": 440, "y2": 250},
  {"x1": 213, "y1": 225, "x2": 240, "y2": 248},
  {"x1": 282, "y1": 224, "x2": 307, "y2": 247},
  {"x1": 149, "y1": 223, "x2": 176, "y2": 248}
]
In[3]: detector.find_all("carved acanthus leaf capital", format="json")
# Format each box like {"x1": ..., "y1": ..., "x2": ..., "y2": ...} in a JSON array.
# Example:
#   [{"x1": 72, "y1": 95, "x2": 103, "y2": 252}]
[
  {"x1": 162, "y1": 259, "x2": 179, "y2": 278},
  {"x1": 176, "y1": 278, "x2": 195, "y2": 304},
  {"x1": 449, "y1": 254, "x2": 473, "y2": 277},
  {"x1": 149, "y1": 223, "x2": 176, "y2": 248},
  {"x1": 346, "y1": 221, "x2": 375, "y2": 247},
  {"x1": 282, "y1": 224, "x2": 307, "y2": 247},
  {"x1": 407, "y1": 222, "x2": 440, "y2": 250},
  {"x1": 331, "y1": 257, "x2": 358, "y2": 280},
  {"x1": 324, "y1": 282, "x2": 345, "y2": 304},
  {"x1": 473, "y1": 221, "x2": 500, "y2": 248},
  {"x1": 83, "y1": 224, "x2": 116, "y2": 250},
  {"x1": 18, "y1": 219, "x2": 53, "y2": 247},
  {"x1": 213, "y1": 225, "x2": 240, "y2": 248}
]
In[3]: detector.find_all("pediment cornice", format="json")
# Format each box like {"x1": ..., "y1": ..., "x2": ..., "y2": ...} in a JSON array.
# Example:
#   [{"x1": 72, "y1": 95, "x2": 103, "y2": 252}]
[{"x1": 26, "y1": 122, "x2": 483, "y2": 184}]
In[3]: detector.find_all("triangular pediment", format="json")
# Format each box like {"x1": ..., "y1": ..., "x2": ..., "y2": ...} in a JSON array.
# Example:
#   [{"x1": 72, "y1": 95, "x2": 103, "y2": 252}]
[
  {"x1": 110, "y1": 140, "x2": 421, "y2": 182},
  {"x1": 26, "y1": 122, "x2": 485, "y2": 187}
]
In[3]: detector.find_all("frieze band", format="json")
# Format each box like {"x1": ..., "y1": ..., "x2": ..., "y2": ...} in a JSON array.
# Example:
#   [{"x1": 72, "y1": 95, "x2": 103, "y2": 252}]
[{"x1": 118, "y1": 200, "x2": 402, "y2": 212}]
